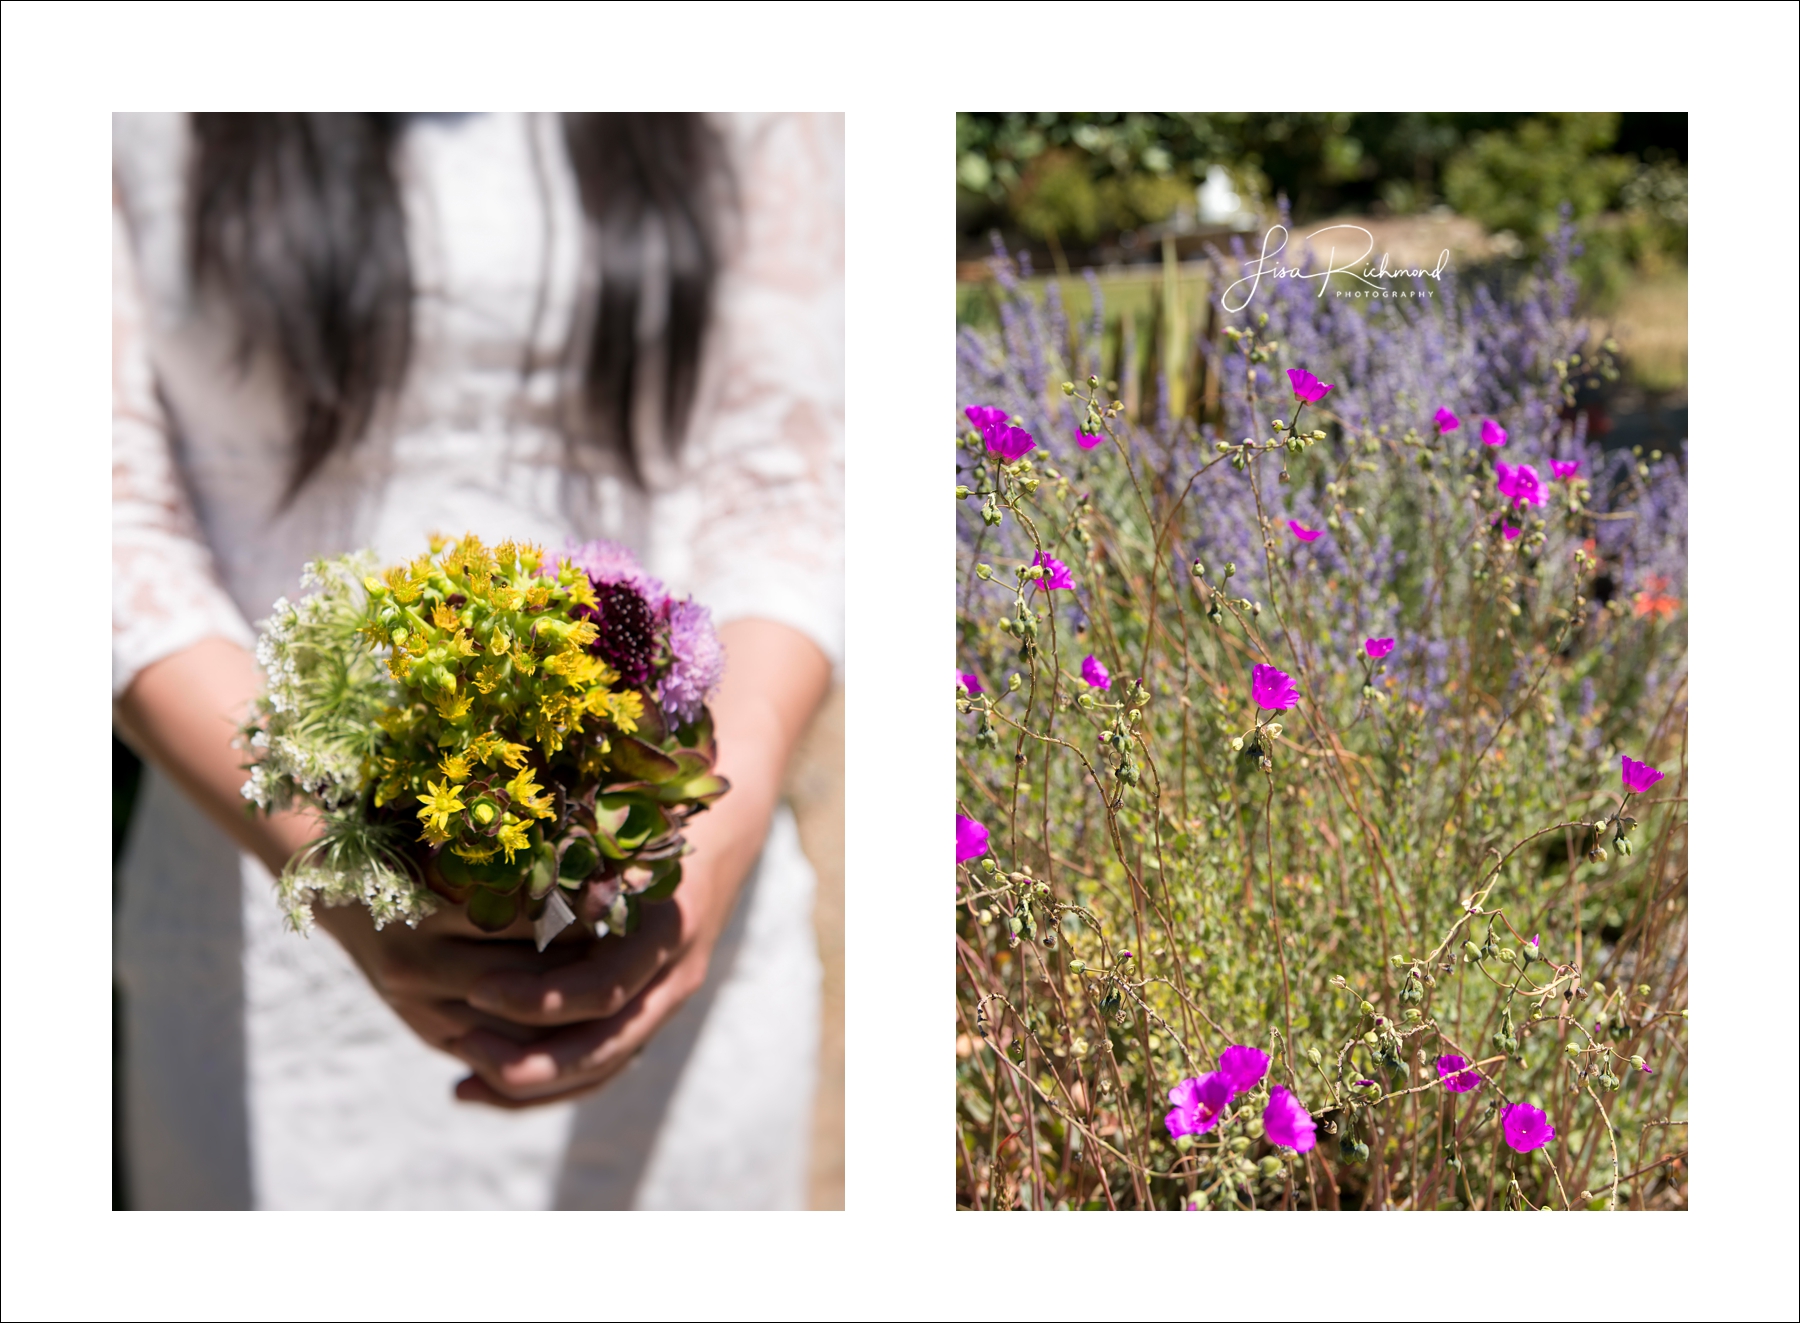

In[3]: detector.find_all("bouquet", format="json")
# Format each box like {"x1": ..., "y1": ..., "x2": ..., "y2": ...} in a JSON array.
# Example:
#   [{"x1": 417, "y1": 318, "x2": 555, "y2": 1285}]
[{"x1": 243, "y1": 533, "x2": 728, "y2": 948}]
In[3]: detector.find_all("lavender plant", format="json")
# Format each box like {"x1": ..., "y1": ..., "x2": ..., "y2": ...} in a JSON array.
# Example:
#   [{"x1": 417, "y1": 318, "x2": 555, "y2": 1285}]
[{"x1": 954, "y1": 234, "x2": 1687, "y2": 1211}]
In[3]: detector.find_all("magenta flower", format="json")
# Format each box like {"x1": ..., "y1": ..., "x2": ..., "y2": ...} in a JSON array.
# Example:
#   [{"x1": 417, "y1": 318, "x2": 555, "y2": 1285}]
[
  {"x1": 1287, "y1": 367, "x2": 1333, "y2": 404},
  {"x1": 1080, "y1": 655, "x2": 1111, "y2": 690},
  {"x1": 1218, "y1": 1044, "x2": 1270, "y2": 1093},
  {"x1": 1435, "y1": 1054, "x2": 1483, "y2": 1094},
  {"x1": 1495, "y1": 460, "x2": 1544, "y2": 508},
  {"x1": 1621, "y1": 755, "x2": 1665, "y2": 795},
  {"x1": 955, "y1": 814, "x2": 989, "y2": 864},
  {"x1": 1550, "y1": 458, "x2": 1580, "y2": 480},
  {"x1": 956, "y1": 670, "x2": 983, "y2": 695},
  {"x1": 1263, "y1": 1086, "x2": 1317, "y2": 1152},
  {"x1": 1076, "y1": 427, "x2": 1104, "y2": 450},
  {"x1": 1251, "y1": 663, "x2": 1299, "y2": 712},
  {"x1": 1501, "y1": 1102, "x2": 1555, "y2": 1153},
  {"x1": 1031, "y1": 551, "x2": 1074, "y2": 591},
  {"x1": 1434, "y1": 407, "x2": 1460, "y2": 434},
  {"x1": 1363, "y1": 637, "x2": 1395, "y2": 660},
  {"x1": 1480, "y1": 418, "x2": 1507, "y2": 447},
  {"x1": 1501, "y1": 522, "x2": 1521, "y2": 541},
  {"x1": 1165, "y1": 1072, "x2": 1234, "y2": 1139},
  {"x1": 964, "y1": 405, "x2": 1008, "y2": 432},
  {"x1": 1287, "y1": 519, "x2": 1324, "y2": 543},
  {"x1": 984, "y1": 422, "x2": 1036, "y2": 463}
]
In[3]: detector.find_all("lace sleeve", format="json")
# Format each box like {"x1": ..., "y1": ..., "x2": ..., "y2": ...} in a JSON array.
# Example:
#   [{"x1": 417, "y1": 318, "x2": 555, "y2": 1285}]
[
  {"x1": 682, "y1": 113, "x2": 845, "y2": 669},
  {"x1": 112, "y1": 196, "x2": 254, "y2": 697}
]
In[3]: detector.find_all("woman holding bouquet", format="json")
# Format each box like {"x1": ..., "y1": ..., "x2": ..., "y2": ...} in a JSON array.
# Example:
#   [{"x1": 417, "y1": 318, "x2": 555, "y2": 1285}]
[{"x1": 111, "y1": 112, "x2": 841, "y2": 1208}]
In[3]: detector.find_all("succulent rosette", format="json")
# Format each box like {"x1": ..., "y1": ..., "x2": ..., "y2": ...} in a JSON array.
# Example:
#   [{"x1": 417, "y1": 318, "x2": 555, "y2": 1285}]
[{"x1": 243, "y1": 533, "x2": 728, "y2": 946}]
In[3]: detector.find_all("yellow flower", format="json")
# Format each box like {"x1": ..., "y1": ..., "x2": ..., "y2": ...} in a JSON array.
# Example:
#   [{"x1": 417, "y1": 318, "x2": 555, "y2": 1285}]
[
  {"x1": 416, "y1": 778, "x2": 466, "y2": 834},
  {"x1": 496, "y1": 817, "x2": 532, "y2": 862},
  {"x1": 433, "y1": 690, "x2": 474, "y2": 721},
  {"x1": 431, "y1": 601, "x2": 460, "y2": 631},
  {"x1": 564, "y1": 574, "x2": 597, "y2": 610},
  {"x1": 453, "y1": 632, "x2": 479, "y2": 658},
  {"x1": 428, "y1": 533, "x2": 450, "y2": 555},
  {"x1": 438, "y1": 752, "x2": 472, "y2": 782},
  {"x1": 507, "y1": 766, "x2": 556, "y2": 820},
  {"x1": 510, "y1": 649, "x2": 537, "y2": 677},
  {"x1": 524, "y1": 583, "x2": 553, "y2": 611},
  {"x1": 606, "y1": 689, "x2": 644, "y2": 734},
  {"x1": 488, "y1": 631, "x2": 511, "y2": 657},
  {"x1": 472, "y1": 663, "x2": 502, "y2": 694}
]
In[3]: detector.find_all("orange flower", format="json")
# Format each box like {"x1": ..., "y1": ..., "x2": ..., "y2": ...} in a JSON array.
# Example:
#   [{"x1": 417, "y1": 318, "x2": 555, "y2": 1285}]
[{"x1": 1632, "y1": 575, "x2": 1680, "y2": 620}]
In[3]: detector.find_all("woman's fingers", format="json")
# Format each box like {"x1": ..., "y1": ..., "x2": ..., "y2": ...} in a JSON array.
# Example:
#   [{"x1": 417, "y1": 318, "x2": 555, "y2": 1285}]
[
  {"x1": 451, "y1": 946, "x2": 706, "y2": 1105},
  {"x1": 464, "y1": 899, "x2": 686, "y2": 1027}
]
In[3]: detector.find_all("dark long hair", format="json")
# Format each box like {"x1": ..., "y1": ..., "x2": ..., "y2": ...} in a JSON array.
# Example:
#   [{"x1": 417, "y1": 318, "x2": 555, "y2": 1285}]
[{"x1": 188, "y1": 112, "x2": 726, "y2": 499}]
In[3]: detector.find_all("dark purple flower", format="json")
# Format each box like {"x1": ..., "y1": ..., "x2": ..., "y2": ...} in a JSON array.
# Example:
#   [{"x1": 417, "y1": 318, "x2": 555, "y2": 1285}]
[
  {"x1": 1480, "y1": 418, "x2": 1507, "y2": 446},
  {"x1": 1501, "y1": 1102, "x2": 1555, "y2": 1153},
  {"x1": 1621, "y1": 755, "x2": 1664, "y2": 795},
  {"x1": 1262, "y1": 1086, "x2": 1317, "y2": 1152},
  {"x1": 1550, "y1": 458, "x2": 1581, "y2": 480},
  {"x1": 1080, "y1": 655, "x2": 1111, "y2": 690},
  {"x1": 1032, "y1": 551, "x2": 1074, "y2": 591},
  {"x1": 1076, "y1": 427, "x2": 1104, "y2": 451},
  {"x1": 956, "y1": 670, "x2": 983, "y2": 695},
  {"x1": 1251, "y1": 663, "x2": 1299, "y2": 712},
  {"x1": 580, "y1": 580, "x2": 658, "y2": 687},
  {"x1": 965, "y1": 405, "x2": 1009, "y2": 432},
  {"x1": 1434, "y1": 407, "x2": 1460, "y2": 434},
  {"x1": 1218, "y1": 1044, "x2": 1270, "y2": 1093},
  {"x1": 1363, "y1": 637, "x2": 1395, "y2": 660},
  {"x1": 1287, "y1": 367, "x2": 1333, "y2": 404},
  {"x1": 1165, "y1": 1072, "x2": 1233, "y2": 1138},
  {"x1": 955, "y1": 814, "x2": 989, "y2": 864},
  {"x1": 1288, "y1": 519, "x2": 1324, "y2": 543},
  {"x1": 1436, "y1": 1054, "x2": 1483, "y2": 1094}
]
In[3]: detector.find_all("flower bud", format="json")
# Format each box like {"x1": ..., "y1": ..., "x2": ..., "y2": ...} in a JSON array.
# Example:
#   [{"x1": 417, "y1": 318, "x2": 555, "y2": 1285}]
[
  {"x1": 1258, "y1": 1155, "x2": 1283, "y2": 1178},
  {"x1": 1271, "y1": 419, "x2": 1286, "y2": 431},
  {"x1": 1062, "y1": 381, "x2": 1076, "y2": 395},
  {"x1": 1192, "y1": 559, "x2": 1205, "y2": 577},
  {"x1": 955, "y1": 485, "x2": 971, "y2": 499},
  {"x1": 1077, "y1": 692, "x2": 1096, "y2": 709},
  {"x1": 1462, "y1": 941, "x2": 1481, "y2": 959},
  {"x1": 1499, "y1": 948, "x2": 1517, "y2": 964},
  {"x1": 1069, "y1": 958, "x2": 1086, "y2": 975},
  {"x1": 1564, "y1": 1042, "x2": 1581, "y2": 1058},
  {"x1": 1363, "y1": 1031, "x2": 1379, "y2": 1047},
  {"x1": 1308, "y1": 1047, "x2": 1322, "y2": 1065},
  {"x1": 1359, "y1": 1000, "x2": 1374, "y2": 1015},
  {"x1": 1229, "y1": 1136, "x2": 1250, "y2": 1153},
  {"x1": 1629, "y1": 1055, "x2": 1645, "y2": 1071},
  {"x1": 1224, "y1": 562, "x2": 1237, "y2": 578},
  {"x1": 975, "y1": 563, "x2": 992, "y2": 580},
  {"x1": 1008, "y1": 673, "x2": 1022, "y2": 692}
]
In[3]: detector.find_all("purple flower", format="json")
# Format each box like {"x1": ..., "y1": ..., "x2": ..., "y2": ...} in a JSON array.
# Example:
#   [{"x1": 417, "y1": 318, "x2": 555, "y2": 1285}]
[
  {"x1": 1080, "y1": 655, "x2": 1111, "y2": 690},
  {"x1": 656, "y1": 597, "x2": 725, "y2": 724},
  {"x1": 1550, "y1": 458, "x2": 1581, "y2": 480},
  {"x1": 964, "y1": 405, "x2": 1008, "y2": 432},
  {"x1": 1076, "y1": 427, "x2": 1104, "y2": 450},
  {"x1": 955, "y1": 814, "x2": 989, "y2": 864},
  {"x1": 1165, "y1": 1072, "x2": 1233, "y2": 1138},
  {"x1": 1032, "y1": 551, "x2": 1074, "y2": 591},
  {"x1": 1621, "y1": 755, "x2": 1665, "y2": 795},
  {"x1": 1501, "y1": 1102, "x2": 1555, "y2": 1153},
  {"x1": 1251, "y1": 663, "x2": 1299, "y2": 712},
  {"x1": 1434, "y1": 407, "x2": 1460, "y2": 434},
  {"x1": 1480, "y1": 418, "x2": 1507, "y2": 446},
  {"x1": 1287, "y1": 519, "x2": 1324, "y2": 543},
  {"x1": 983, "y1": 421, "x2": 1036, "y2": 462},
  {"x1": 1262, "y1": 1086, "x2": 1317, "y2": 1152},
  {"x1": 1363, "y1": 637, "x2": 1395, "y2": 660},
  {"x1": 1218, "y1": 1044, "x2": 1270, "y2": 1093},
  {"x1": 1287, "y1": 367, "x2": 1332, "y2": 404},
  {"x1": 956, "y1": 670, "x2": 983, "y2": 694},
  {"x1": 1436, "y1": 1054, "x2": 1483, "y2": 1094},
  {"x1": 1502, "y1": 521, "x2": 1522, "y2": 541},
  {"x1": 1495, "y1": 461, "x2": 1545, "y2": 509}
]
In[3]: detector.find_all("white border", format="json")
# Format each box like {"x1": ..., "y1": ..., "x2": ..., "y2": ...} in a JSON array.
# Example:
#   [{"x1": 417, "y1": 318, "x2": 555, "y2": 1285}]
[{"x1": 3, "y1": 3, "x2": 1795, "y2": 1320}]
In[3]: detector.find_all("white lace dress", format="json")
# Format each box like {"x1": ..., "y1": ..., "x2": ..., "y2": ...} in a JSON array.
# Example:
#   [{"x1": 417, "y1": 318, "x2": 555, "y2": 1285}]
[{"x1": 111, "y1": 112, "x2": 843, "y2": 1209}]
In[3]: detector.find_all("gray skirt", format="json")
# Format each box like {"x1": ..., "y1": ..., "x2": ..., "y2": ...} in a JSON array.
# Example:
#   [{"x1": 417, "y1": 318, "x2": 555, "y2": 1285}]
[{"x1": 115, "y1": 766, "x2": 820, "y2": 1209}]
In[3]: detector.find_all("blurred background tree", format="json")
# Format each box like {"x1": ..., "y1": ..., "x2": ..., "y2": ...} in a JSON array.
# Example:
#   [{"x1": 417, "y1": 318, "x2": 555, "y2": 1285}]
[{"x1": 956, "y1": 111, "x2": 1686, "y2": 303}]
